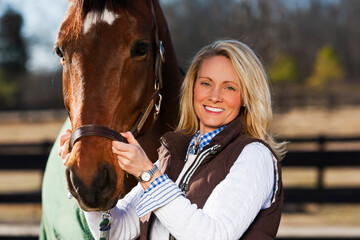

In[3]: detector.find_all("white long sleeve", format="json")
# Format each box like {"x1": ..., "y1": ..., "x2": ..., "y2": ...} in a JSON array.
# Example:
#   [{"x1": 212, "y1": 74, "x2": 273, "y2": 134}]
[
  {"x1": 83, "y1": 183, "x2": 143, "y2": 240},
  {"x1": 153, "y1": 142, "x2": 276, "y2": 240}
]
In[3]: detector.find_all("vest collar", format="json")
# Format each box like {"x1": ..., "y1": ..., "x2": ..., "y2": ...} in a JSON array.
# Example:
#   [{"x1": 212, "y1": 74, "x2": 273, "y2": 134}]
[{"x1": 160, "y1": 114, "x2": 247, "y2": 164}]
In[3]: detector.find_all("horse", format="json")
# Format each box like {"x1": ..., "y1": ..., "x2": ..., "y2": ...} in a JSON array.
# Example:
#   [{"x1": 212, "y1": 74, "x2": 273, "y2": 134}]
[{"x1": 40, "y1": 0, "x2": 183, "y2": 239}]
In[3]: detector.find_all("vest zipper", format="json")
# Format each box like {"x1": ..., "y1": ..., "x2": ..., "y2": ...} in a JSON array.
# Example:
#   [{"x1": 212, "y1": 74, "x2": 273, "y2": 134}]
[{"x1": 180, "y1": 144, "x2": 220, "y2": 193}]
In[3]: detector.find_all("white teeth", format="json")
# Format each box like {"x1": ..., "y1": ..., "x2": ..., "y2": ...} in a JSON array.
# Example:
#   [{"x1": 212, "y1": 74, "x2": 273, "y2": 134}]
[{"x1": 205, "y1": 106, "x2": 224, "y2": 112}]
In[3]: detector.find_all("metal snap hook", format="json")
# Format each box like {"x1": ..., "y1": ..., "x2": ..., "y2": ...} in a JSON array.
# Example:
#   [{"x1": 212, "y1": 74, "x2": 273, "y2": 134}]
[
  {"x1": 154, "y1": 93, "x2": 162, "y2": 118},
  {"x1": 102, "y1": 210, "x2": 111, "y2": 222},
  {"x1": 159, "y1": 41, "x2": 165, "y2": 63}
]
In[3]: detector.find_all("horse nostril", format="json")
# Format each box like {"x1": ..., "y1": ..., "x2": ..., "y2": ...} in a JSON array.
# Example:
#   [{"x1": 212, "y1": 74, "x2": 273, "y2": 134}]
[{"x1": 95, "y1": 164, "x2": 117, "y2": 197}]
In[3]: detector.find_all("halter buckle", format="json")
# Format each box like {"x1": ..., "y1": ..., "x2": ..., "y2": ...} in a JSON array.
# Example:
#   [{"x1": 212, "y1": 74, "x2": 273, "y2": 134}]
[
  {"x1": 102, "y1": 210, "x2": 111, "y2": 222},
  {"x1": 154, "y1": 93, "x2": 162, "y2": 119},
  {"x1": 159, "y1": 41, "x2": 165, "y2": 63}
]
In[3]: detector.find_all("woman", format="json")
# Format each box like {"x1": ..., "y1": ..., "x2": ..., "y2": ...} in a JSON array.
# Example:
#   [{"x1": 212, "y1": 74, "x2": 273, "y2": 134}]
[{"x1": 59, "y1": 39, "x2": 286, "y2": 239}]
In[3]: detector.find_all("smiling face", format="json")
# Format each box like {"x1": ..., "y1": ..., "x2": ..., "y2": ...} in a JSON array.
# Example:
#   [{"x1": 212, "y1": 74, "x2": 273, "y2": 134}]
[{"x1": 194, "y1": 55, "x2": 243, "y2": 134}]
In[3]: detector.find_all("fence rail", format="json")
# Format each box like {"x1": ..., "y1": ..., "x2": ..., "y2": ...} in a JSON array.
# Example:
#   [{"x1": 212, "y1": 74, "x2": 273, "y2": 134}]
[
  {"x1": 1, "y1": 137, "x2": 359, "y2": 204},
  {"x1": 280, "y1": 136, "x2": 360, "y2": 204},
  {"x1": 0, "y1": 137, "x2": 360, "y2": 239}
]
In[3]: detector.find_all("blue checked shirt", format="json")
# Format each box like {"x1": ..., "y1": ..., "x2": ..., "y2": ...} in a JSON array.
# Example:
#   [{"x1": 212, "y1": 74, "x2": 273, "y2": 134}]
[
  {"x1": 135, "y1": 125, "x2": 227, "y2": 217},
  {"x1": 185, "y1": 126, "x2": 227, "y2": 160}
]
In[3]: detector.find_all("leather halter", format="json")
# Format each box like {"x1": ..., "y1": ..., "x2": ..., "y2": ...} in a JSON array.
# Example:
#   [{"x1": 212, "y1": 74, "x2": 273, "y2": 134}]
[{"x1": 68, "y1": 1, "x2": 165, "y2": 151}]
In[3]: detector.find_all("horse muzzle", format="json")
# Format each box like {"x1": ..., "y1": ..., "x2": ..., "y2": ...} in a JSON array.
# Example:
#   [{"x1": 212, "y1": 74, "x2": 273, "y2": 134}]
[
  {"x1": 66, "y1": 163, "x2": 119, "y2": 211},
  {"x1": 64, "y1": 125, "x2": 129, "y2": 210}
]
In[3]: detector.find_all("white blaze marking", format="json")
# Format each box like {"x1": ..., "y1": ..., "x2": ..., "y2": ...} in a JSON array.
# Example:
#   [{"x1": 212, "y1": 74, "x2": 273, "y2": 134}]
[{"x1": 83, "y1": 8, "x2": 119, "y2": 34}]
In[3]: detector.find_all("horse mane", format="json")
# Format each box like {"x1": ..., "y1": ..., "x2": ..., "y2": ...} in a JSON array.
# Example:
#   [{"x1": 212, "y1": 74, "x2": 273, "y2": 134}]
[{"x1": 59, "y1": 0, "x2": 133, "y2": 41}]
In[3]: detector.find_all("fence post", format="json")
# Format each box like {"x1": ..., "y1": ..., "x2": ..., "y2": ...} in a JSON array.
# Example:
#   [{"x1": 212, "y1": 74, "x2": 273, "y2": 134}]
[{"x1": 317, "y1": 136, "x2": 326, "y2": 190}]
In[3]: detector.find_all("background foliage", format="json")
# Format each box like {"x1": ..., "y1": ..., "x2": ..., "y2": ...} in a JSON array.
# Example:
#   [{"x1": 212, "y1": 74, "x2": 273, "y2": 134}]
[{"x1": 0, "y1": 0, "x2": 359, "y2": 110}]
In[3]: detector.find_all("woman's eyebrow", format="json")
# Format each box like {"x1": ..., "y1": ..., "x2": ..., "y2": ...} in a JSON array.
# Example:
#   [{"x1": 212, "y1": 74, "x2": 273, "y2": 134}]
[
  {"x1": 197, "y1": 76, "x2": 213, "y2": 81},
  {"x1": 197, "y1": 77, "x2": 238, "y2": 85}
]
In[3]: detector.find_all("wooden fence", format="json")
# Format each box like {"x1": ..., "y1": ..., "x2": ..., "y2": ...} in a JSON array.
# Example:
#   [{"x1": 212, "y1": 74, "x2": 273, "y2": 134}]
[
  {"x1": 0, "y1": 137, "x2": 360, "y2": 239},
  {"x1": 282, "y1": 136, "x2": 360, "y2": 204}
]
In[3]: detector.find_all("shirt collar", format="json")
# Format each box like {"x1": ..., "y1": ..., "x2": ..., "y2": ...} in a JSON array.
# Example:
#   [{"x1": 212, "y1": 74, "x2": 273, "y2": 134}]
[{"x1": 185, "y1": 125, "x2": 227, "y2": 160}]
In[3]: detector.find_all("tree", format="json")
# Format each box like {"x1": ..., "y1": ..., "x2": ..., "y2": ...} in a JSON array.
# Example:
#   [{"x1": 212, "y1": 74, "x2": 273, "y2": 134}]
[
  {"x1": 0, "y1": 8, "x2": 28, "y2": 73},
  {"x1": 306, "y1": 45, "x2": 344, "y2": 89},
  {"x1": 341, "y1": 0, "x2": 360, "y2": 80},
  {"x1": 268, "y1": 53, "x2": 300, "y2": 84},
  {"x1": 0, "y1": 70, "x2": 18, "y2": 108},
  {"x1": 0, "y1": 8, "x2": 28, "y2": 109}
]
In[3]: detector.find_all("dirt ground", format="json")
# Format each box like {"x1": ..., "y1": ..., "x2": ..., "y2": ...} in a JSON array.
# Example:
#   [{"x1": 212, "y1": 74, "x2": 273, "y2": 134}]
[
  {"x1": 0, "y1": 110, "x2": 66, "y2": 144},
  {"x1": 272, "y1": 105, "x2": 360, "y2": 137}
]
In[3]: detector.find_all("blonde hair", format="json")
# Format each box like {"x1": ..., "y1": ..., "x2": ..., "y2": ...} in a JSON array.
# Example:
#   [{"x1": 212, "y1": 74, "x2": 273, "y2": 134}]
[{"x1": 176, "y1": 39, "x2": 287, "y2": 159}]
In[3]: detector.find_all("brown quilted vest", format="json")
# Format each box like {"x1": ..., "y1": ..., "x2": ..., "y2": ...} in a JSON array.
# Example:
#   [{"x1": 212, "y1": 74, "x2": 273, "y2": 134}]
[{"x1": 139, "y1": 117, "x2": 284, "y2": 239}]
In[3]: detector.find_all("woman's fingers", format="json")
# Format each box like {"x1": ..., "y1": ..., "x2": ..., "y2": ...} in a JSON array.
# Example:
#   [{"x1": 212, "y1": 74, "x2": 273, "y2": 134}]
[
  {"x1": 121, "y1": 131, "x2": 140, "y2": 146},
  {"x1": 112, "y1": 141, "x2": 139, "y2": 162},
  {"x1": 63, "y1": 152, "x2": 71, "y2": 166},
  {"x1": 112, "y1": 144, "x2": 125, "y2": 157},
  {"x1": 112, "y1": 141, "x2": 130, "y2": 154},
  {"x1": 59, "y1": 129, "x2": 72, "y2": 161},
  {"x1": 59, "y1": 140, "x2": 70, "y2": 159},
  {"x1": 112, "y1": 137, "x2": 151, "y2": 177},
  {"x1": 60, "y1": 129, "x2": 72, "y2": 146}
]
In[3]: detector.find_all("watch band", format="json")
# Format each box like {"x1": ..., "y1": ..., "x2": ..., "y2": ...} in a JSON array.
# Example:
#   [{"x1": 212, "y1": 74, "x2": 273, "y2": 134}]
[{"x1": 136, "y1": 164, "x2": 158, "y2": 182}]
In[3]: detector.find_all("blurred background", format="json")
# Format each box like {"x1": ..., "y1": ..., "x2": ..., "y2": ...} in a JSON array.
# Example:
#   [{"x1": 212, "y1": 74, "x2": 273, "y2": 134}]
[{"x1": 0, "y1": 0, "x2": 359, "y2": 239}]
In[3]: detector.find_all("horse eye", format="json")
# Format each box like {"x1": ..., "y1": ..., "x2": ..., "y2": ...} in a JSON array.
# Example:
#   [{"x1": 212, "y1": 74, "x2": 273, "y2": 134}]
[
  {"x1": 55, "y1": 46, "x2": 65, "y2": 61},
  {"x1": 131, "y1": 42, "x2": 149, "y2": 58}
]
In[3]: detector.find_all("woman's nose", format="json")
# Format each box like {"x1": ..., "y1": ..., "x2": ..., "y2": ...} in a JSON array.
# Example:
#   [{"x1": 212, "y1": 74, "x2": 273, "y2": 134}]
[{"x1": 209, "y1": 87, "x2": 222, "y2": 102}]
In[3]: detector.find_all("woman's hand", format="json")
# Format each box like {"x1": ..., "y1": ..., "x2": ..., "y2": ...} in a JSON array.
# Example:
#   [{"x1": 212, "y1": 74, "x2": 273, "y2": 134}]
[
  {"x1": 58, "y1": 129, "x2": 72, "y2": 166},
  {"x1": 112, "y1": 132, "x2": 153, "y2": 177},
  {"x1": 112, "y1": 132, "x2": 161, "y2": 189}
]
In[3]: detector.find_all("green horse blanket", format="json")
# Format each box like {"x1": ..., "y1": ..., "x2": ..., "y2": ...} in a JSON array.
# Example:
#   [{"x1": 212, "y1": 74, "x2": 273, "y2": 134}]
[{"x1": 39, "y1": 118, "x2": 94, "y2": 240}]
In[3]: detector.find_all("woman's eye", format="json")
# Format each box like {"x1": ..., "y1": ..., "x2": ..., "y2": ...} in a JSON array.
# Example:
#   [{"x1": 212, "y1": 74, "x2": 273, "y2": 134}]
[
  {"x1": 226, "y1": 86, "x2": 236, "y2": 91},
  {"x1": 200, "y1": 82, "x2": 210, "y2": 86}
]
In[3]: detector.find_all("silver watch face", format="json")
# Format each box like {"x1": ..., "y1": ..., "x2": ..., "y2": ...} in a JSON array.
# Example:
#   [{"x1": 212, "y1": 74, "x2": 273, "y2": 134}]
[{"x1": 141, "y1": 172, "x2": 151, "y2": 182}]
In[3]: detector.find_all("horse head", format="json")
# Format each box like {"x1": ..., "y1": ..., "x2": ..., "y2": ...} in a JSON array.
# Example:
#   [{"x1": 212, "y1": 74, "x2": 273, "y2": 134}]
[{"x1": 54, "y1": 0, "x2": 182, "y2": 211}]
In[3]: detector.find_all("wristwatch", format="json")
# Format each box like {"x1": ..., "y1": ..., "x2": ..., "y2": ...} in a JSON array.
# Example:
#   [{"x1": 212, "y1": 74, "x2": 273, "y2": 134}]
[{"x1": 136, "y1": 165, "x2": 158, "y2": 182}]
